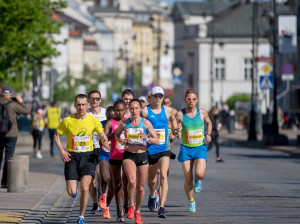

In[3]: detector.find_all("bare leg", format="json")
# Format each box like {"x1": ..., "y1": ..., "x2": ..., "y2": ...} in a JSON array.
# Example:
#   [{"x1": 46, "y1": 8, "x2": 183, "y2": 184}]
[
  {"x1": 79, "y1": 175, "x2": 93, "y2": 216},
  {"x1": 181, "y1": 160, "x2": 194, "y2": 201},
  {"x1": 158, "y1": 156, "x2": 170, "y2": 207},
  {"x1": 147, "y1": 163, "x2": 158, "y2": 196},
  {"x1": 122, "y1": 159, "x2": 136, "y2": 206},
  {"x1": 136, "y1": 164, "x2": 149, "y2": 211}
]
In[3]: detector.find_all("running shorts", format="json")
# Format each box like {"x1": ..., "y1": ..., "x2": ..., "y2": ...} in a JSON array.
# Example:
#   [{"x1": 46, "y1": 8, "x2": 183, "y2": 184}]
[
  {"x1": 148, "y1": 151, "x2": 171, "y2": 165},
  {"x1": 122, "y1": 150, "x2": 149, "y2": 166},
  {"x1": 177, "y1": 144, "x2": 207, "y2": 163}
]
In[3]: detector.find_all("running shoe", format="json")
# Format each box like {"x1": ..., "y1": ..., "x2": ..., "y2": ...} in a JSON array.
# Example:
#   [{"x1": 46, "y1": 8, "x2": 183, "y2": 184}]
[
  {"x1": 148, "y1": 192, "x2": 158, "y2": 211},
  {"x1": 99, "y1": 193, "x2": 107, "y2": 209},
  {"x1": 188, "y1": 201, "x2": 196, "y2": 213},
  {"x1": 116, "y1": 210, "x2": 125, "y2": 222},
  {"x1": 90, "y1": 203, "x2": 99, "y2": 214},
  {"x1": 77, "y1": 217, "x2": 85, "y2": 224},
  {"x1": 72, "y1": 189, "x2": 78, "y2": 198},
  {"x1": 103, "y1": 207, "x2": 111, "y2": 219},
  {"x1": 194, "y1": 179, "x2": 202, "y2": 193},
  {"x1": 127, "y1": 205, "x2": 134, "y2": 219},
  {"x1": 135, "y1": 212, "x2": 143, "y2": 224},
  {"x1": 158, "y1": 207, "x2": 167, "y2": 218}
]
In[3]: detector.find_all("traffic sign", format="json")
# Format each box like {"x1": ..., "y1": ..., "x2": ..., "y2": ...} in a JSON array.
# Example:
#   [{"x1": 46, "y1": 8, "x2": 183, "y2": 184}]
[
  {"x1": 259, "y1": 75, "x2": 274, "y2": 90},
  {"x1": 281, "y1": 63, "x2": 293, "y2": 74}
]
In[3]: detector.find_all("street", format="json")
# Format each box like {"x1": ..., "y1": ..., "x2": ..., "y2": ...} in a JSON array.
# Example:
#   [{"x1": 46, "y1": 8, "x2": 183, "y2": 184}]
[{"x1": 31, "y1": 139, "x2": 300, "y2": 224}]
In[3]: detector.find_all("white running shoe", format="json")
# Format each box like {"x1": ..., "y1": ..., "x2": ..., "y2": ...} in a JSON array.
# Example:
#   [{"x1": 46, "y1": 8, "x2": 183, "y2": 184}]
[{"x1": 36, "y1": 151, "x2": 43, "y2": 159}]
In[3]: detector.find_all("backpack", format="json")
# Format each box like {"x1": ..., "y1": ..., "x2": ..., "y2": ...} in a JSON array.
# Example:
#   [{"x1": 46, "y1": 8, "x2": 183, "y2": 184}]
[
  {"x1": 31, "y1": 114, "x2": 41, "y2": 131},
  {"x1": 0, "y1": 101, "x2": 13, "y2": 135}
]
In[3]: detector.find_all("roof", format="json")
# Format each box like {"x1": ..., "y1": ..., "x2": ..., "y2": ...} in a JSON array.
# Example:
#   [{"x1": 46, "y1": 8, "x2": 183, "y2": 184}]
[
  {"x1": 207, "y1": 3, "x2": 291, "y2": 38},
  {"x1": 172, "y1": 1, "x2": 235, "y2": 17}
]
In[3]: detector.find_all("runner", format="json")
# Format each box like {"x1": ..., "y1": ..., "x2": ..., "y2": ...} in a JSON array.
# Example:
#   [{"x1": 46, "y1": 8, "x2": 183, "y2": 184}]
[
  {"x1": 103, "y1": 99, "x2": 127, "y2": 222},
  {"x1": 122, "y1": 88, "x2": 134, "y2": 119},
  {"x1": 115, "y1": 99, "x2": 159, "y2": 224},
  {"x1": 86, "y1": 90, "x2": 107, "y2": 214},
  {"x1": 54, "y1": 94, "x2": 109, "y2": 224},
  {"x1": 141, "y1": 86, "x2": 179, "y2": 218},
  {"x1": 98, "y1": 106, "x2": 115, "y2": 219},
  {"x1": 175, "y1": 89, "x2": 212, "y2": 213}
]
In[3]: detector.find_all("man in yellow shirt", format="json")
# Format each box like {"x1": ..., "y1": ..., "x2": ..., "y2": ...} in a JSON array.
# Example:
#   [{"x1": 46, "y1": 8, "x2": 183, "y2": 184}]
[
  {"x1": 45, "y1": 101, "x2": 61, "y2": 157},
  {"x1": 54, "y1": 94, "x2": 108, "y2": 224}
]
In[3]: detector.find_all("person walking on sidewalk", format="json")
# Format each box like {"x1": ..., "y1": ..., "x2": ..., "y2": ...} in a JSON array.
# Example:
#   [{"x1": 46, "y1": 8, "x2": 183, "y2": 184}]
[
  {"x1": 207, "y1": 106, "x2": 224, "y2": 162},
  {"x1": 115, "y1": 99, "x2": 159, "y2": 224},
  {"x1": 176, "y1": 89, "x2": 212, "y2": 213},
  {"x1": 31, "y1": 108, "x2": 45, "y2": 159},
  {"x1": 141, "y1": 86, "x2": 179, "y2": 219},
  {"x1": 86, "y1": 90, "x2": 107, "y2": 214},
  {"x1": 0, "y1": 85, "x2": 30, "y2": 188},
  {"x1": 45, "y1": 101, "x2": 61, "y2": 157},
  {"x1": 54, "y1": 94, "x2": 109, "y2": 224}
]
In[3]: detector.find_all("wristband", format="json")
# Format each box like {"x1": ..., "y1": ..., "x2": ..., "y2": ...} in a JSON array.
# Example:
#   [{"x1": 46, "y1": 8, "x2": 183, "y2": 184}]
[
  {"x1": 207, "y1": 133, "x2": 211, "y2": 136},
  {"x1": 146, "y1": 136, "x2": 150, "y2": 142}
]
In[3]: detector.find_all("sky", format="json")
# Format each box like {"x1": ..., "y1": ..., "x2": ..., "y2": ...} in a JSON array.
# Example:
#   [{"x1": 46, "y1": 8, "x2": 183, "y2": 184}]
[{"x1": 155, "y1": 0, "x2": 205, "y2": 7}]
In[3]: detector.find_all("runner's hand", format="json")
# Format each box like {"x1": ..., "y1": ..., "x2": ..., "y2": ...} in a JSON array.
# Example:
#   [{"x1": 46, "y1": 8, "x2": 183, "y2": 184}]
[
  {"x1": 169, "y1": 132, "x2": 175, "y2": 140},
  {"x1": 206, "y1": 135, "x2": 212, "y2": 143},
  {"x1": 102, "y1": 138, "x2": 109, "y2": 148},
  {"x1": 60, "y1": 150, "x2": 71, "y2": 163},
  {"x1": 140, "y1": 132, "x2": 148, "y2": 140},
  {"x1": 119, "y1": 139, "x2": 127, "y2": 146}
]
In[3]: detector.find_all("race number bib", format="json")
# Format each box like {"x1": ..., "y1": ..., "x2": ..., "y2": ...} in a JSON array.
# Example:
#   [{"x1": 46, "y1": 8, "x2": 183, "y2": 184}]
[
  {"x1": 186, "y1": 129, "x2": 203, "y2": 144},
  {"x1": 126, "y1": 128, "x2": 145, "y2": 145},
  {"x1": 72, "y1": 136, "x2": 91, "y2": 152},
  {"x1": 155, "y1": 129, "x2": 165, "y2": 145},
  {"x1": 103, "y1": 141, "x2": 111, "y2": 152},
  {"x1": 117, "y1": 132, "x2": 125, "y2": 150}
]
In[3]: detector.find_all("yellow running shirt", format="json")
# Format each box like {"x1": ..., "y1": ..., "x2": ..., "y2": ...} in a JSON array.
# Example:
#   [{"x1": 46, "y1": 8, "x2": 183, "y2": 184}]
[{"x1": 56, "y1": 113, "x2": 104, "y2": 152}]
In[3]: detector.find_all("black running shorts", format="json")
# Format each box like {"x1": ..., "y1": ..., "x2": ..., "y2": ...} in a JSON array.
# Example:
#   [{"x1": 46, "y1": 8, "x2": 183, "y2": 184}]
[
  {"x1": 64, "y1": 151, "x2": 97, "y2": 181},
  {"x1": 122, "y1": 150, "x2": 149, "y2": 166},
  {"x1": 148, "y1": 151, "x2": 171, "y2": 165}
]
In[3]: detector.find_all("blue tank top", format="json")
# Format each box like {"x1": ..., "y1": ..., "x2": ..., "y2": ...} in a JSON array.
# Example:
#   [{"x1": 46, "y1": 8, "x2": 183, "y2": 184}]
[
  {"x1": 146, "y1": 105, "x2": 169, "y2": 155},
  {"x1": 125, "y1": 117, "x2": 148, "y2": 146}
]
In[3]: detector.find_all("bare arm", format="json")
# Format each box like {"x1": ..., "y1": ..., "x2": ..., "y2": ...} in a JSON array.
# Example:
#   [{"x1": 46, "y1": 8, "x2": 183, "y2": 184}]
[
  {"x1": 104, "y1": 119, "x2": 114, "y2": 141},
  {"x1": 166, "y1": 106, "x2": 180, "y2": 137},
  {"x1": 140, "y1": 106, "x2": 148, "y2": 118},
  {"x1": 54, "y1": 132, "x2": 71, "y2": 162},
  {"x1": 114, "y1": 121, "x2": 126, "y2": 145},
  {"x1": 200, "y1": 108, "x2": 212, "y2": 143},
  {"x1": 175, "y1": 110, "x2": 183, "y2": 139},
  {"x1": 98, "y1": 131, "x2": 109, "y2": 148},
  {"x1": 144, "y1": 119, "x2": 160, "y2": 145}
]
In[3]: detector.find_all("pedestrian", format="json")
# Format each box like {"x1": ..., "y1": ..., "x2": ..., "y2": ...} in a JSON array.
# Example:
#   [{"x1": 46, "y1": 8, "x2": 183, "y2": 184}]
[
  {"x1": 0, "y1": 85, "x2": 30, "y2": 188},
  {"x1": 54, "y1": 94, "x2": 109, "y2": 224},
  {"x1": 115, "y1": 99, "x2": 159, "y2": 224},
  {"x1": 175, "y1": 89, "x2": 212, "y2": 212},
  {"x1": 138, "y1": 96, "x2": 147, "y2": 108},
  {"x1": 207, "y1": 106, "x2": 223, "y2": 162},
  {"x1": 103, "y1": 99, "x2": 127, "y2": 222},
  {"x1": 31, "y1": 108, "x2": 45, "y2": 159},
  {"x1": 122, "y1": 89, "x2": 135, "y2": 119},
  {"x1": 45, "y1": 101, "x2": 61, "y2": 157},
  {"x1": 86, "y1": 90, "x2": 106, "y2": 215},
  {"x1": 141, "y1": 86, "x2": 179, "y2": 219}
]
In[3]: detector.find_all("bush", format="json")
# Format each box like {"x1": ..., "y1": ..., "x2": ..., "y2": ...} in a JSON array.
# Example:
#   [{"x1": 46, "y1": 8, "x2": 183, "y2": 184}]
[{"x1": 225, "y1": 94, "x2": 250, "y2": 110}]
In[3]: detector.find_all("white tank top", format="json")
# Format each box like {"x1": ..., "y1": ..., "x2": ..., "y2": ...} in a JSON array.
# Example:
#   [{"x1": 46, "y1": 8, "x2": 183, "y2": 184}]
[{"x1": 87, "y1": 108, "x2": 107, "y2": 148}]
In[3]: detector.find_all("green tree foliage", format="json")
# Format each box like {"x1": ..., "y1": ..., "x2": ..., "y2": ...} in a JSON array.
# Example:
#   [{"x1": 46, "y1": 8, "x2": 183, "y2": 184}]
[
  {"x1": 0, "y1": 0, "x2": 67, "y2": 89},
  {"x1": 225, "y1": 93, "x2": 250, "y2": 110}
]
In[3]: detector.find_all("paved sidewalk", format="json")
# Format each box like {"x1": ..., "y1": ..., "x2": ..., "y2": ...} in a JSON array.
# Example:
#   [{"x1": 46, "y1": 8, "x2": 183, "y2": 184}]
[
  {"x1": 219, "y1": 128, "x2": 300, "y2": 157},
  {"x1": 0, "y1": 133, "x2": 64, "y2": 224}
]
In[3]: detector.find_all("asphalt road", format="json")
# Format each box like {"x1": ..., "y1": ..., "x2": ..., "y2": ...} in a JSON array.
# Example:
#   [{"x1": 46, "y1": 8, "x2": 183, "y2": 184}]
[{"x1": 39, "y1": 141, "x2": 300, "y2": 224}]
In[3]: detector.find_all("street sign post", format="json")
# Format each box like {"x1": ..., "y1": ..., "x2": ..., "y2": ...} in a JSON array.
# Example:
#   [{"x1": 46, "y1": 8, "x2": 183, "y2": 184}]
[{"x1": 281, "y1": 63, "x2": 294, "y2": 81}]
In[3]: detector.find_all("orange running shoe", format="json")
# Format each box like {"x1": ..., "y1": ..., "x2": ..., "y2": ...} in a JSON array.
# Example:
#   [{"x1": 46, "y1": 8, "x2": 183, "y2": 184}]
[
  {"x1": 127, "y1": 205, "x2": 134, "y2": 219},
  {"x1": 135, "y1": 212, "x2": 143, "y2": 224},
  {"x1": 103, "y1": 207, "x2": 111, "y2": 219},
  {"x1": 99, "y1": 193, "x2": 107, "y2": 209}
]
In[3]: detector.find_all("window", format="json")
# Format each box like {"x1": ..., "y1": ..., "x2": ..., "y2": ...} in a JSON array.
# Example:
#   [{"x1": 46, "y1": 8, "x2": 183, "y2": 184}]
[
  {"x1": 214, "y1": 58, "x2": 225, "y2": 80},
  {"x1": 100, "y1": 0, "x2": 108, "y2": 7},
  {"x1": 244, "y1": 58, "x2": 253, "y2": 80}
]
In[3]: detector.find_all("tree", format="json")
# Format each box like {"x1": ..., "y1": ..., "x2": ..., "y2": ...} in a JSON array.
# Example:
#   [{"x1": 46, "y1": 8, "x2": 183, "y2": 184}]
[
  {"x1": 225, "y1": 93, "x2": 250, "y2": 110},
  {"x1": 0, "y1": 0, "x2": 66, "y2": 90}
]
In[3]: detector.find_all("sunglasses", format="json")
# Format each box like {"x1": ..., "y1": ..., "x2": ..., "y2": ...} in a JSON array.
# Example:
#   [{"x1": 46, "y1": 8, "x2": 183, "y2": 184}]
[
  {"x1": 152, "y1": 94, "x2": 163, "y2": 99},
  {"x1": 89, "y1": 97, "x2": 101, "y2": 101},
  {"x1": 186, "y1": 97, "x2": 197, "y2": 101}
]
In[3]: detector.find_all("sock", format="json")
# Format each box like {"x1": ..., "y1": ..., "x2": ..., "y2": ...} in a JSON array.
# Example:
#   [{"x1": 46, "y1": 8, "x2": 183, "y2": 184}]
[
  {"x1": 135, "y1": 211, "x2": 140, "y2": 213},
  {"x1": 150, "y1": 190, "x2": 156, "y2": 199},
  {"x1": 79, "y1": 216, "x2": 84, "y2": 219},
  {"x1": 189, "y1": 199, "x2": 195, "y2": 203},
  {"x1": 159, "y1": 206, "x2": 164, "y2": 209}
]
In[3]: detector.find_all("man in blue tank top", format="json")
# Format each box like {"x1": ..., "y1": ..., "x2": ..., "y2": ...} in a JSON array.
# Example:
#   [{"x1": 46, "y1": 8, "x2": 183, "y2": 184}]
[
  {"x1": 176, "y1": 89, "x2": 212, "y2": 213},
  {"x1": 141, "y1": 86, "x2": 179, "y2": 219}
]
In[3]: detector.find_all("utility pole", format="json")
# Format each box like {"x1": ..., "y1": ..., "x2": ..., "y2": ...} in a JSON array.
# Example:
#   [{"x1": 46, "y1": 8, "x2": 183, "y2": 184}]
[
  {"x1": 32, "y1": 58, "x2": 38, "y2": 114},
  {"x1": 157, "y1": 15, "x2": 161, "y2": 86},
  {"x1": 210, "y1": 2, "x2": 215, "y2": 108},
  {"x1": 248, "y1": 0, "x2": 257, "y2": 140},
  {"x1": 271, "y1": 0, "x2": 279, "y2": 134}
]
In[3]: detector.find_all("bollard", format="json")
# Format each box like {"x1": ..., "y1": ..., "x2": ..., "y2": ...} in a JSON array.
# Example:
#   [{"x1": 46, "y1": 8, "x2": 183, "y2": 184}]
[{"x1": 7, "y1": 155, "x2": 29, "y2": 193}]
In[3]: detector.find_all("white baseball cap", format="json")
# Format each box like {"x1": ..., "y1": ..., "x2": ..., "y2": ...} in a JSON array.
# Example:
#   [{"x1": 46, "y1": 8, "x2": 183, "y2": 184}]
[
  {"x1": 151, "y1": 86, "x2": 164, "y2": 96},
  {"x1": 138, "y1": 96, "x2": 147, "y2": 102}
]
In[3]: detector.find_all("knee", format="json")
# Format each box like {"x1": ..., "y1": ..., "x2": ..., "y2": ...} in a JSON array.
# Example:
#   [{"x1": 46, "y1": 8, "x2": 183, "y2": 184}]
[
  {"x1": 128, "y1": 180, "x2": 136, "y2": 189},
  {"x1": 195, "y1": 171, "x2": 205, "y2": 180},
  {"x1": 102, "y1": 174, "x2": 111, "y2": 185},
  {"x1": 136, "y1": 184, "x2": 145, "y2": 193},
  {"x1": 67, "y1": 188, "x2": 77, "y2": 197},
  {"x1": 160, "y1": 172, "x2": 168, "y2": 183},
  {"x1": 80, "y1": 184, "x2": 90, "y2": 194}
]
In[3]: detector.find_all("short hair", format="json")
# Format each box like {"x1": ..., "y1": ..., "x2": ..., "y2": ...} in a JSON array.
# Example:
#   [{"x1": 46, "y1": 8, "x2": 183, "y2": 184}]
[
  {"x1": 88, "y1": 90, "x2": 101, "y2": 98},
  {"x1": 129, "y1": 99, "x2": 142, "y2": 108},
  {"x1": 185, "y1": 88, "x2": 198, "y2": 98},
  {"x1": 50, "y1": 101, "x2": 57, "y2": 107},
  {"x1": 122, "y1": 88, "x2": 135, "y2": 98},
  {"x1": 74, "y1": 94, "x2": 88, "y2": 102},
  {"x1": 106, "y1": 106, "x2": 115, "y2": 119},
  {"x1": 114, "y1": 99, "x2": 126, "y2": 108}
]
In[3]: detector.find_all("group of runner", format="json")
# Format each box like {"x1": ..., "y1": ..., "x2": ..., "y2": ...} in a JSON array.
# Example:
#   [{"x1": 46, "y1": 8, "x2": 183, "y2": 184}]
[{"x1": 54, "y1": 87, "x2": 212, "y2": 224}]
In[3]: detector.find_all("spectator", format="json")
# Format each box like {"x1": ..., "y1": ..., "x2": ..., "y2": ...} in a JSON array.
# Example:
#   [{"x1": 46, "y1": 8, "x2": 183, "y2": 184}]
[
  {"x1": 0, "y1": 85, "x2": 30, "y2": 188},
  {"x1": 31, "y1": 108, "x2": 45, "y2": 159}
]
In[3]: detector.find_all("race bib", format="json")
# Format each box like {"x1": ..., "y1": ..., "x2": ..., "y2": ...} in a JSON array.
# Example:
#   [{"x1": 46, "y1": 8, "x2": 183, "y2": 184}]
[
  {"x1": 126, "y1": 128, "x2": 145, "y2": 145},
  {"x1": 103, "y1": 141, "x2": 111, "y2": 152},
  {"x1": 72, "y1": 136, "x2": 91, "y2": 152},
  {"x1": 155, "y1": 129, "x2": 165, "y2": 145},
  {"x1": 117, "y1": 132, "x2": 125, "y2": 150},
  {"x1": 186, "y1": 129, "x2": 203, "y2": 144}
]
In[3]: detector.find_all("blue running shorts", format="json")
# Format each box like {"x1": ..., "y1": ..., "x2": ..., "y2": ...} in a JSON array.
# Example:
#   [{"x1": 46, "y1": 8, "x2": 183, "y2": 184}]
[
  {"x1": 99, "y1": 148, "x2": 110, "y2": 162},
  {"x1": 177, "y1": 144, "x2": 207, "y2": 163}
]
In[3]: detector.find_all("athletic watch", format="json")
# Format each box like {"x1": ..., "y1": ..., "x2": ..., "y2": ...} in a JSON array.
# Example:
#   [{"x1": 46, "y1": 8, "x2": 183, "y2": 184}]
[{"x1": 146, "y1": 136, "x2": 150, "y2": 143}]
